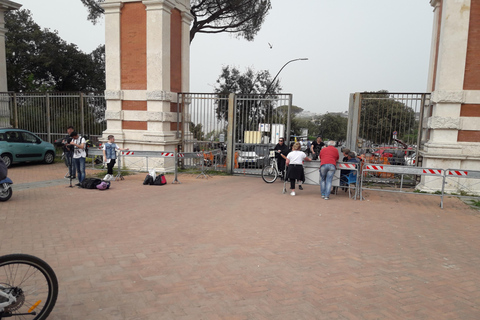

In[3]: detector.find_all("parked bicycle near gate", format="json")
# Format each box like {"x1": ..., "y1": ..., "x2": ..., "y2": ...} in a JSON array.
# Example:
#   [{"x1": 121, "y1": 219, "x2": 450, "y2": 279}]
[{"x1": 262, "y1": 150, "x2": 284, "y2": 183}]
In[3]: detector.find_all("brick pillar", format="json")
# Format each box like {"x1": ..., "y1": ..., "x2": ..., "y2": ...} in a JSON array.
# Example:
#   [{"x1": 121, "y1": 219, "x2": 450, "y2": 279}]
[
  {"x1": 101, "y1": 0, "x2": 191, "y2": 152},
  {"x1": 422, "y1": 0, "x2": 480, "y2": 192}
]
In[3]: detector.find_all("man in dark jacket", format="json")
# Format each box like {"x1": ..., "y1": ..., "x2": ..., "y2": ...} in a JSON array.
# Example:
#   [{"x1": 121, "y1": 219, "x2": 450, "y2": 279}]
[
  {"x1": 0, "y1": 158, "x2": 7, "y2": 181},
  {"x1": 62, "y1": 126, "x2": 76, "y2": 179},
  {"x1": 273, "y1": 137, "x2": 289, "y2": 179}
]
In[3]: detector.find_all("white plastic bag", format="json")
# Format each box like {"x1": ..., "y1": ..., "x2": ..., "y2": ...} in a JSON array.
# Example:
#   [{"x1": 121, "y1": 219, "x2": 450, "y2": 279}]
[{"x1": 148, "y1": 169, "x2": 156, "y2": 180}]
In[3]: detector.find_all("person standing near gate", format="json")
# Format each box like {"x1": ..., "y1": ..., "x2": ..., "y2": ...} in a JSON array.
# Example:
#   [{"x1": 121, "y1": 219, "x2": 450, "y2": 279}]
[
  {"x1": 69, "y1": 131, "x2": 86, "y2": 186},
  {"x1": 310, "y1": 136, "x2": 325, "y2": 160},
  {"x1": 273, "y1": 137, "x2": 289, "y2": 179},
  {"x1": 286, "y1": 142, "x2": 311, "y2": 196},
  {"x1": 319, "y1": 140, "x2": 339, "y2": 200},
  {"x1": 102, "y1": 135, "x2": 129, "y2": 181},
  {"x1": 62, "y1": 126, "x2": 76, "y2": 179}
]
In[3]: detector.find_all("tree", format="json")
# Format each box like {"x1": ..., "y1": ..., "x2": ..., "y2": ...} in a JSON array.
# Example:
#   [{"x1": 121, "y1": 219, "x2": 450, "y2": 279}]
[
  {"x1": 80, "y1": 0, "x2": 272, "y2": 43},
  {"x1": 214, "y1": 66, "x2": 282, "y2": 143},
  {"x1": 5, "y1": 9, "x2": 105, "y2": 92},
  {"x1": 359, "y1": 91, "x2": 416, "y2": 145},
  {"x1": 318, "y1": 113, "x2": 348, "y2": 142}
]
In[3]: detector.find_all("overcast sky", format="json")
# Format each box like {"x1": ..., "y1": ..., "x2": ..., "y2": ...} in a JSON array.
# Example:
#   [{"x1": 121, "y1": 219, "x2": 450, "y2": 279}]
[{"x1": 17, "y1": 0, "x2": 434, "y2": 114}]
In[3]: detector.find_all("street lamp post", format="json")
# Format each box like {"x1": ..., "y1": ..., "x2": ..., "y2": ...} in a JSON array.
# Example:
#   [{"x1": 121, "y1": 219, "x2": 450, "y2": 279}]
[
  {"x1": 264, "y1": 58, "x2": 308, "y2": 95},
  {"x1": 264, "y1": 58, "x2": 308, "y2": 145}
]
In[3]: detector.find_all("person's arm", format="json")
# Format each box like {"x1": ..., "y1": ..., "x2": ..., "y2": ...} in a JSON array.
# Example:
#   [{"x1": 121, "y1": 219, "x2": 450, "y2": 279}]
[
  {"x1": 305, "y1": 156, "x2": 312, "y2": 162},
  {"x1": 102, "y1": 145, "x2": 107, "y2": 160},
  {"x1": 70, "y1": 138, "x2": 85, "y2": 150},
  {"x1": 286, "y1": 158, "x2": 290, "y2": 166}
]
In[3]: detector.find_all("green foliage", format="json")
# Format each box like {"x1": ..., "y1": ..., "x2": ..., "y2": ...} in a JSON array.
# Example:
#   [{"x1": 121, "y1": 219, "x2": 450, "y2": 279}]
[
  {"x1": 5, "y1": 9, "x2": 105, "y2": 92},
  {"x1": 189, "y1": 122, "x2": 204, "y2": 141},
  {"x1": 469, "y1": 200, "x2": 480, "y2": 208},
  {"x1": 80, "y1": 0, "x2": 272, "y2": 43},
  {"x1": 214, "y1": 66, "x2": 282, "y2": 135},
  {"x1": 359, "y1": 91, "x2": 417, "y2": 145},
  {"x1": 318, "y1": 114, "x2": 348, "y2": 142}
]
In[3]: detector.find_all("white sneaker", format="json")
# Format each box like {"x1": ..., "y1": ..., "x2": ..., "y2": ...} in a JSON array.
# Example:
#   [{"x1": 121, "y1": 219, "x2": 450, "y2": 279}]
[
  {"x1": 104, "y1": 174, "x2": 111, "y2": 181},
  {"x1": 290, "y1": 191, "x2": 296, "y2": 196}
]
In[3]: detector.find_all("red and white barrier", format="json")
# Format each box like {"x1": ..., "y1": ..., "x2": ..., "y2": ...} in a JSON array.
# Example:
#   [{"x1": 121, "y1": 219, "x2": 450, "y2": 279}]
[
  {"x1": 365, "y1": 165, "x2": 384, "y2": 171},
  {"x1": 337, "y1": 163, "x2": 356, "y2": 169},
  {"x1": 423, "y1": 169, "x2": 442, "y2": 175},
  {"x1": 448, "y1": 170, "x2": 468, "y2": 176}
]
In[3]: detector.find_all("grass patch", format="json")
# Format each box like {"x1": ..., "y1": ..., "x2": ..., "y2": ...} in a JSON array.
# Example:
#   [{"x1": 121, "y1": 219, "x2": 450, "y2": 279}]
[{"x1": 469, "y1": 199, "x2": 480, "y2": 208}]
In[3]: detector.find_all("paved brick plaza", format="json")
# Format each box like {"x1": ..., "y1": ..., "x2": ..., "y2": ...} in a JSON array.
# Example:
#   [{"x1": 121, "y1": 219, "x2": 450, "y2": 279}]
[{"x1": 1, "y1": 162, "x2": 479, "y2": 319}]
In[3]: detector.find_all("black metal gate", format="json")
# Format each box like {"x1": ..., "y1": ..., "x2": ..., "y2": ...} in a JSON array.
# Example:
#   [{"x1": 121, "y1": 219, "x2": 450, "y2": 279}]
[{"x1": 177, "y1": 93, "x2": 292, "y2": 175}]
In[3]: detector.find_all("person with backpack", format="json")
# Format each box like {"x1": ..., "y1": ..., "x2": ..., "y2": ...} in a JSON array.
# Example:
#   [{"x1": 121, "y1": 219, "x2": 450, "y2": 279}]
[
  {"x1": 102, "y1": 135, "x2": 129, "y2": 181},
  {"x1": 69, "y1": 131, "x2": 86, "y2": 186}
]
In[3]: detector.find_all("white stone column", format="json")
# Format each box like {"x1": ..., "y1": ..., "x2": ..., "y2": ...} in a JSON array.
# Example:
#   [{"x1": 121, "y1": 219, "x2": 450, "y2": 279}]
[
  {"x1": 102, "y1": 1, "x2": 124, "y2": 140},
  {"x1": 426, "y1": 0, "x2": 441, "y2": 92},
  {"x1": 0, "y1": 1, "x2": 21, "y2": 128},
  {"x1": 143, "y1": 0, "x2": 175, "y2": 143},
  {"x1": 425, "y1": 0, "x2": 470, "y2": 155},
  {"x1": 421, "y1": 0, "x2": 475, "y2": 191}
]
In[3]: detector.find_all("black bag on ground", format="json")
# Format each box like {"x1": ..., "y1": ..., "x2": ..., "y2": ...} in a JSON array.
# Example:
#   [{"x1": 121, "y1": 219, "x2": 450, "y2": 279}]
[
  {"x1": 143, "y1": 174, "x2": 154, "y2": 185},
  {"x1": 80, "y1": 178, "x2": 102, "y2": 189},
  {"x1": 152, "y1": 174, "x2": 167, "y2": 185}
]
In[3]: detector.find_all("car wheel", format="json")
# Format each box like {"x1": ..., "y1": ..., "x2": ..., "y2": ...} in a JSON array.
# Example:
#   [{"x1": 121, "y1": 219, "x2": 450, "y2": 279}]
[
  {"x1": 44, "y1": 151, "x2": 55, "y2": 164},
  {"x1": 1, "y1": 154, "x2": 12, "y2": 168}
]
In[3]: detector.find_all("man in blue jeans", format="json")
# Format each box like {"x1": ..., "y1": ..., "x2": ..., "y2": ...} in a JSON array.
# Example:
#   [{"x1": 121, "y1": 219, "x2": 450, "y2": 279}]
[
  {"x1": 319, "y1": 140, "x2": 339, "y2": 200},
  {"x1": 69, "y1": 131, "x2": 86, "y2": 186}
]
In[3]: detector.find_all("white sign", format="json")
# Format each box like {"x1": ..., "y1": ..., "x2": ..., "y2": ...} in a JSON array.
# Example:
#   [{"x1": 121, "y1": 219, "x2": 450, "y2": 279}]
[{"x1": 259, "y1": 123, "x2": 271, "y2": 132}]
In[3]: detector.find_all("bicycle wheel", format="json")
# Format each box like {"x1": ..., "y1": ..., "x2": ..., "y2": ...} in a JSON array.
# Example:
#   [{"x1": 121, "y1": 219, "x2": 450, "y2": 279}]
[
  {"x1": 261, "y1": 165, "x2": 278, "y2": 183},
  {"x1": 0, "y1": 254, "x2": 58, "y2": 320}
]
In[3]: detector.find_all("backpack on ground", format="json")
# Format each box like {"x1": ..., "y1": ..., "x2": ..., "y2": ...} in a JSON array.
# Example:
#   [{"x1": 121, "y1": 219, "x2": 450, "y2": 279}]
[
  {"x1": 96, "y1": 181, "x2": 111, "y2": 190},
  {"x1": 152, "y1": 174, "x2": 167, "y2": 186},
  {"x1": 80, "y1": 178, "x2": 102, "y2": 189},
  {"x1": 143, "y1": 174, "x2": 154, "y2": 185}
]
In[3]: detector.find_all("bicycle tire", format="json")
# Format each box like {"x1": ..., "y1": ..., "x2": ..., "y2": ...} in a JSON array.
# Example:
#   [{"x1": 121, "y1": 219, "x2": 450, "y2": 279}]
[
  {"x1": 0, "y1": 254, "x2": 58, "y2": 320},
  {"x1": 262, "y1": 165, "x2": 278, "y2": 183}
]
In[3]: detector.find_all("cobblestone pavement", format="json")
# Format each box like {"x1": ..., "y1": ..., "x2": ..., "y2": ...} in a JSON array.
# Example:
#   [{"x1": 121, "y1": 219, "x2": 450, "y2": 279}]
[{"x1": 1, "y1": 162, "x2": 479, "y2": 319}]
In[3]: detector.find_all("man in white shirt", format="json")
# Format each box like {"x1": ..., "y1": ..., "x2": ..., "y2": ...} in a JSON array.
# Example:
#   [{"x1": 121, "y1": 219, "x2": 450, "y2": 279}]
[{"x1": 69, "y1": 132, "x2": 86, "y2": 186}]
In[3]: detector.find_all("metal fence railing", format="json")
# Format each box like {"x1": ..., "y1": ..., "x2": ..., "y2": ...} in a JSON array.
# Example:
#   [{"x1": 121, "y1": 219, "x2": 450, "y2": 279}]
[
  {"x1": 347, "y1": 92, "x2": 431, "y2": 162},
  {"x1": 0, "y1": 92, "x2": 106, "y2": 144}
]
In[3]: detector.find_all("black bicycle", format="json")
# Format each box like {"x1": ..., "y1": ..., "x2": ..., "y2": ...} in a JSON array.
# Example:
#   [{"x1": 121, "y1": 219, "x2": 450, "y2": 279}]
[{"x1": 0, "y1": 254, "x2": 58, "y2": 320}]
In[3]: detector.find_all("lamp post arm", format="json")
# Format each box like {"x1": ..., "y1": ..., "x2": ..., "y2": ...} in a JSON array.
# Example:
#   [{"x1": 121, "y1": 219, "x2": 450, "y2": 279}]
[{"x1": 264, "y1": 58, "x2": 308, "y2": 95}]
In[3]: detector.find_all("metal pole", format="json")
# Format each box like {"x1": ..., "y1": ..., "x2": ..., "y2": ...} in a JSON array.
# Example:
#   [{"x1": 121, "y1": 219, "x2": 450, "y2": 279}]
[
  {"x1": 286, "y1": 95, "x2": 292, "y2": 144},
  {"x1": 226, "y1": 93, "x2": 235, "y2": 174},
  {"x1": 416, "y1": 93, "x2": 427, "y2": 167},
  {"x1": 173, "y1": 148, "x2": 180, "y2": 184},
  {"x1": 13, "y1": 93, "x2": 18, "y2": 128},
  {"x1": 346, "y1": 93, "x2": 355, "y2": 151},
  {"x1": 350, "y1": 92, "x2": 362, "y2": 152},
  {"x1": 440, "y1": 172, "x2": 446, "y2": 209},
  {"x1": 80, "y1": 92, "x2": 85, "y2": 136},
  {"x1": 46, "y1": 93, "x2": 51, "y2": 143}
]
